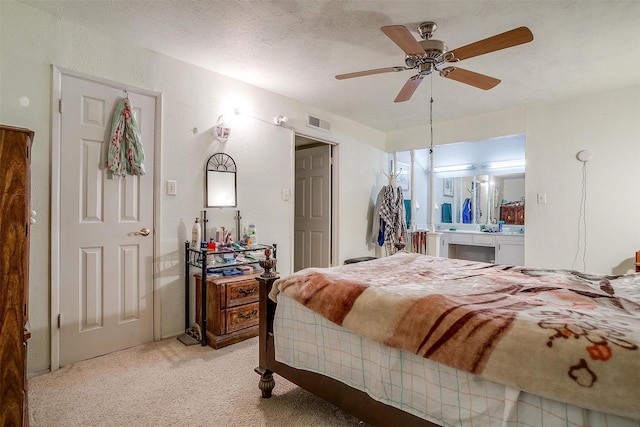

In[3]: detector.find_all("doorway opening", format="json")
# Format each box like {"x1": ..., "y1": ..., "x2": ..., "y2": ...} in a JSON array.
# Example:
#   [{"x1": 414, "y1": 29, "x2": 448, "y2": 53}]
[{"x1": 293, "y1": 134, "x2": 338, "y2": 270}]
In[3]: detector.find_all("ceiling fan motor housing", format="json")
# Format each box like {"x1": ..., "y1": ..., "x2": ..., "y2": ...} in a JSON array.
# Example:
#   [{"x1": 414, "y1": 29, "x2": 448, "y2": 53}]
[
  {"x1": 405, "y1": 39, "x2": 448, "y2": 68},
  {"x1": 420, "y1": 39, "x2": 448, "y2": 60}
]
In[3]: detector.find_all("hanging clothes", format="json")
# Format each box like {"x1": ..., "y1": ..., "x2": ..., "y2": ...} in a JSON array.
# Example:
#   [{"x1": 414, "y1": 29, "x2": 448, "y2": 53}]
[
  {"x1": 370, "y1": 185, "x2": 407, "y2": 252},
  {"x1": 462, "y1": 198, "x2": 473, "y2": 223},
  {"x1": 107, "y1": 96, "x2": 146, "y2": 176}
]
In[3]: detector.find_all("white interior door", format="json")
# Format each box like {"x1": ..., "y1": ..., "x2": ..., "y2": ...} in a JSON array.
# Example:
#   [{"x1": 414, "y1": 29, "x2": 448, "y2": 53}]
[
  {"x1": 294, "y1": 144, "x2": 331, "y2": 271},
  {"x1": 58, "y1": 74, "x2": 155, "y2": 366}
]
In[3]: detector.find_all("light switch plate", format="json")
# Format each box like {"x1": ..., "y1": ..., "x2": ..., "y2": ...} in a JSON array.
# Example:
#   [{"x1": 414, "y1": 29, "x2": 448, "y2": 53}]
[
  {"x1": 537, "y1": 192, "x2": 547, "y2": 204},
  {"x1": 167, "y1": 180, "x2": 177, "y2": 196}
]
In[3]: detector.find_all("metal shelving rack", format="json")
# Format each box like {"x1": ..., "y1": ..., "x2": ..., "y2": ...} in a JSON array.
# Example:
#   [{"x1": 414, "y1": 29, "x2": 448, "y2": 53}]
[{"x1": 182, "y1": 241, "x2": 276, "y2": 346}]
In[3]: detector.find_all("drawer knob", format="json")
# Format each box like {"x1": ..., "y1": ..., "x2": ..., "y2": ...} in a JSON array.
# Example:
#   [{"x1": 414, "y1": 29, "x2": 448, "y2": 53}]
[
  {"x1": 238, "y1": 309, "x2": 258, "y2": 319},
  {"x1": 239, "y1": 286, "x2": 258, "y2": 295}
]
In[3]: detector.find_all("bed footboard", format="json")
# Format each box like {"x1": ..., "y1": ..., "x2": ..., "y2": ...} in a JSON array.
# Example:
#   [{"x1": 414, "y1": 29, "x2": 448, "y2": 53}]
[{"x1": 254, "y1": 275, "x2": 438, "y2": 427}]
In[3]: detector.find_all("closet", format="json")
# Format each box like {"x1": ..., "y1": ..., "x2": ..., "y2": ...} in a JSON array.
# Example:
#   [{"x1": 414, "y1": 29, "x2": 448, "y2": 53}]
[{"x1": 0, "y1": 125, "x2": 33, "y2": 426}]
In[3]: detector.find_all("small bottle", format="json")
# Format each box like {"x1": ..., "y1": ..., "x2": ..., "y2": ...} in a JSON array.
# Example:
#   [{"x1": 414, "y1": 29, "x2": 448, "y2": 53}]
[
  {"x1": 208, "y1": 238, "x2": 216, "y2": 252},
  {"x1": 498, "y1": 220, "x2": 504, "y2": 233},
  {"x1": 191, "y1": 218, "x2": 201, "y2": 248},
  {"x1": 249, "y1": 223, "x2": 257, "y2": 245}
]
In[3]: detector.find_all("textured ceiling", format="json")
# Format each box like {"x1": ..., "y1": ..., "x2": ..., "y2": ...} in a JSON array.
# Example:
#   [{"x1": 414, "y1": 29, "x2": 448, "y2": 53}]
[{"x1": 19, "y1": 0, "x2": 640, "y2": 132}]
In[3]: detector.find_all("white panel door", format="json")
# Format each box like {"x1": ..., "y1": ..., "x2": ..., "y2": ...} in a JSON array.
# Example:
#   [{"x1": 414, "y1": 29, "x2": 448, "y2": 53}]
[
  {"x1": 294, "y1": 144, "x2": 331, "y2": 271},
  {"x1": 59, "y1": 74, "x2": 155, "y2": 366}
]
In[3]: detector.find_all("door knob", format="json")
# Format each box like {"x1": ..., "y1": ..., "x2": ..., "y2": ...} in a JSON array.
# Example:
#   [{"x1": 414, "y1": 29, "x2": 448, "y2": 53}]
[{"x1": 135, "y1": 227, "x2": 150, "y2": 236}]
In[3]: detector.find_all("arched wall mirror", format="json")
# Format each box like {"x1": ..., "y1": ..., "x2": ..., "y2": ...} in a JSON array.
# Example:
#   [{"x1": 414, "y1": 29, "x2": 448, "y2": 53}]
[
  {"x1": 206, "y1": 152, "x2": 237, "y2": 208},
  {"x1": 393, "y1": 134, "x2": 525, "y2": 229}
]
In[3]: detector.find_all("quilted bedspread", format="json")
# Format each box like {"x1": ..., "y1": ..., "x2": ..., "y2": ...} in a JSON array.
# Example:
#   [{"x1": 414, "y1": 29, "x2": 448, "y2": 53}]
[{"x1": 270, "y1": 251, "x2": 640, "y2": 420}]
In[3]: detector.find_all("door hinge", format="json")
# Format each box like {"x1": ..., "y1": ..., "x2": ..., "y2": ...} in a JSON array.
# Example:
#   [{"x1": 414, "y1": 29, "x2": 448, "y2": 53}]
[
  {"x1": 59, "y1": 98, "x2": 63, "y2": 114},
  {"x1": 57, "y1": 313, "x2": 62, "y2": 329}
]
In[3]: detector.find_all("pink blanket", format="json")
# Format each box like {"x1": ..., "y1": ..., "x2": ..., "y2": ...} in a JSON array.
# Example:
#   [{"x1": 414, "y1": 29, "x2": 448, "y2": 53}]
[{"x1": 270, "y1": 252, "x2": 640, "y2": 420}]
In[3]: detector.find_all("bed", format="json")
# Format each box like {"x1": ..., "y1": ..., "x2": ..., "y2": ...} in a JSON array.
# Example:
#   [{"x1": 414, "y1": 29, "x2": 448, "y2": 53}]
[{"x1": 255, "y1": 251, "x2": 640, "y2": 426}]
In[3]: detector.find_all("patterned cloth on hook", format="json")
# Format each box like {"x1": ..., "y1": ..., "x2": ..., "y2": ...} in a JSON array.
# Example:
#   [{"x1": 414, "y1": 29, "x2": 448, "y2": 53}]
[{"x1": 107, "y1": 96, "x2": 146, "y2": 176}]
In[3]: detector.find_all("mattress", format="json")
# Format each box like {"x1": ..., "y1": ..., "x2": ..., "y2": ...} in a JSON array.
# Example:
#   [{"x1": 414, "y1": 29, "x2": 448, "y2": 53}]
[{"x1": 274, "y1": 293, "x2": 640, "y2": 427}]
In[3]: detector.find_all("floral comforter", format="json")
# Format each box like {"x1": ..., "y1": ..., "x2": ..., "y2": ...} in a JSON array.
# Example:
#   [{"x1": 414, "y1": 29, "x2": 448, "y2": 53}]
[{"x1": 270, "y1": 251, "x2": 640, "y2": 420}]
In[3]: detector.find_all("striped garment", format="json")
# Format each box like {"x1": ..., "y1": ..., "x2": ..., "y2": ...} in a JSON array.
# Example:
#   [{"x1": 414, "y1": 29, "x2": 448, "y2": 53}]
[{"x1": 377, "y1": 185, "x2": 408, "y2": 252}]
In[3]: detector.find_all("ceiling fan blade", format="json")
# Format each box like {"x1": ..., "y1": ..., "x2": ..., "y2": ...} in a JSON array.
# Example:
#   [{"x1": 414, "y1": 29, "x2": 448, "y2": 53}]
[
  {"x1": 394, "y1": 75, "x2": 423, "y2": 102},
  {"x1": 335, "y1": 66, "x2": 406, "y2": 80},
  {"x1": 381, "y1": 25, "x2": 424, "y2": 55},
  {"x1": 448, "y1": 27, "x2": 533, "y2": 61},
  {"x1": 439, "y1": 67, "x2": 500, "y2": 90}
]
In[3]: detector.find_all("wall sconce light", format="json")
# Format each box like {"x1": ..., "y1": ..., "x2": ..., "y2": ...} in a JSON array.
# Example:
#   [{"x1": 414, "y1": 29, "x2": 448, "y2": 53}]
[
  {"x1": 213, "y1": 115, "x2": 231, "y2": 143},
  {"x1": 432, "y1": 164, "x2": 475, "y2": 173},
  {"x1": 483, "y1": 159, "x2": 525, "y2": 169},
  {"x1": 273, "y1": 115, "x2": 289, "y2": 126}
]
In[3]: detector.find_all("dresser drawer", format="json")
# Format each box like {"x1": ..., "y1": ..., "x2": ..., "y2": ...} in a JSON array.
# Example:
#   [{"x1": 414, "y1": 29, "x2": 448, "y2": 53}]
[
  {"x1": 226, "y1": 302, "x2": 259, "y2": 333},
  {"x1": 449, "y1": 233, "x2": 471, "y2": 244},
  {"x1": 472, "y1": 234, "x2": 495, "y2": 246},
  {"x1": 226, "y1": 279, "x2": 259, "y2": 308}
]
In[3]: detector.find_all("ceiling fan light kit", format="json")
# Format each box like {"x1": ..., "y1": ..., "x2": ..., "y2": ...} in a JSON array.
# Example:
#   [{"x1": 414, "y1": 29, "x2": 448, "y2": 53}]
[{"x1": 336, "y1": 21, "x2": 533, "y2": 102}]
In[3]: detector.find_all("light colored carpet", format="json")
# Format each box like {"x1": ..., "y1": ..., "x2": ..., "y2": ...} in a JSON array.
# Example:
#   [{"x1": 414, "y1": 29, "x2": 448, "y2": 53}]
[{"x1": 28, "y1": 337, "x2": 365, "y2": 426}]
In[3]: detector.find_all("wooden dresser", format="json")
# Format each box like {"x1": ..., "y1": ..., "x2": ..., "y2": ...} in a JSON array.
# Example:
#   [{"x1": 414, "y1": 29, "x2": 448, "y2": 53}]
[
  {"x1": 195, "y1": 274, "x2": 260, "y2": 349},
  {"x1": 0, "y1": 125, "x2": 33, "y2": 426}
]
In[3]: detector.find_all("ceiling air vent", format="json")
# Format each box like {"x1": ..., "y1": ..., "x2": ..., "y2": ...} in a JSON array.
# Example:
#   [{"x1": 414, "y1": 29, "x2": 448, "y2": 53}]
[{"x1": 306, "y1": 114, "x2": 331, "y2": 132}]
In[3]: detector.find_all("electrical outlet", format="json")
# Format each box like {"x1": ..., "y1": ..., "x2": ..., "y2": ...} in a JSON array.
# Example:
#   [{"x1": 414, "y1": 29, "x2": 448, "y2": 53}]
[
  {"x1": 537, "y1": 192, "x2": 547, "y2": 204},
  {"x1": 167, "y1": 180, "x2": 177, "y2": 196}
]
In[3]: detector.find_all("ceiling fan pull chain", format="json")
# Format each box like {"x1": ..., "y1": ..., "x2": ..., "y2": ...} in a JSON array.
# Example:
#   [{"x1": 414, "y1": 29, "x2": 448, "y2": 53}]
[{"x1": 429, "y1": 73, "x2": 434, "y2": 150}]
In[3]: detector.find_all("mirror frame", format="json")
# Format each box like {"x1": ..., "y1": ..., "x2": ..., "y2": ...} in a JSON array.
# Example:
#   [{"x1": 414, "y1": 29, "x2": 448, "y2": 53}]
[{"x1": 205, "y1": 152, "x2": 237, "y2": 208}]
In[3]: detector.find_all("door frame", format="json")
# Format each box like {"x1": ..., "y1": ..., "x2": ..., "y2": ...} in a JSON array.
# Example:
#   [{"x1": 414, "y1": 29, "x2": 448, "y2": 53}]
[
  {"x1": 50, "y1": 66, "x2": 163, "y2": 371},
  {"x1": 293, "y1": 132, "x2": 340, "y2": 267}
]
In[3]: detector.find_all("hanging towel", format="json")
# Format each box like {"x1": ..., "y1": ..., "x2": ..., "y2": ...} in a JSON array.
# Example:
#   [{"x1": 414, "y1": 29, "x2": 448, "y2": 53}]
[
  {"x1": 403, "y1": 199, "x2": 411, "y2": 229},
  {"x1": 441, "y1": 202, "x2": 452, "y2": 223},
  {"x1": 107, "y1": 96, "x2": 146, "y2": 176}
]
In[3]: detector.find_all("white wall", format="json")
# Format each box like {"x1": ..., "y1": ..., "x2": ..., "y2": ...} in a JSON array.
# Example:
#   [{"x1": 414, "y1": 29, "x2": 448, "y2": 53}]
[
  {"x1": 387, "y1": 86, "x2": 640, "y2": 275},
  {"x1": 525, "y1": 87, "x2": 640, "y2": 273},
  {"x1": 1, "y1": 1, "x2": 386, "y2": 375}
]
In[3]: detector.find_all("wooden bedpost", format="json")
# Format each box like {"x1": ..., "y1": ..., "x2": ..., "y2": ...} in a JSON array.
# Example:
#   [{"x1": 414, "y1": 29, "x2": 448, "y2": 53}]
[{"x1": 254, "y1": 273, "x2": 279, "y2": 398}]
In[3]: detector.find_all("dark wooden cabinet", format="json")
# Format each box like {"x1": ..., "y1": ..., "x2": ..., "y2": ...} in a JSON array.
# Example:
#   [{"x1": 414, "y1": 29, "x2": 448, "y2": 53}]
[
  {"x1": 195, "y1": 274, "x2": 260, "y2": 349},
  {"x1": 500, "y1": 203, "x2": 525, "y2": 225},
  {"x1": 0, "y1": 125, "x2": 33, "y2": 427}
]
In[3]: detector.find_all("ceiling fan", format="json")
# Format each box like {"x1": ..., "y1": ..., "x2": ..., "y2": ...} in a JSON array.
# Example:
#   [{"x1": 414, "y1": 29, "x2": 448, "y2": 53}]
[{"x1": 335, "y1": 22, "x2": 533, "y2": 102}]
